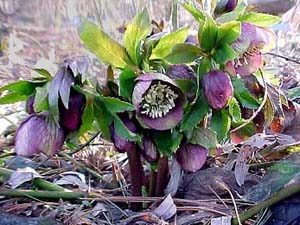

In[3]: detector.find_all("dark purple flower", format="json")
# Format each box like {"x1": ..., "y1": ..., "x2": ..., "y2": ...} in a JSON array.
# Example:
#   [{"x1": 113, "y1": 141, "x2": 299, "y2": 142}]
[
  {"x1": 176, "y1": 144, "x2": 208, "y2": 172},
  {"x1": 132, "y1": 73, "x2": 186, "y2": 130},
  {"x1": 215, "y1": 0, "x2": 238, "y2": 14},
  {"x1": 141, "y1": 136, "x2": 159, "y2": 162},
  {"x1": 25, "y1": 95, "x2": 35, "y2": 114},
  {"x1": 202, "y1": 70, "x2": 233, "y2": 110},
  {"x1": 15, "y1": 112, "x2": 65, "y2": 157},
  {"x1": 110, "y1": 115, "x2": 137, "y2": 153},
  {"x1": 185, "y1": 35, "x2": 198, "y2": 45},
  {"x1": 227, "y1": 22, "x2": 274, "y2": 77},
  {"x1": 59, "y1": 90, "x2": 86, "y2": 133}
]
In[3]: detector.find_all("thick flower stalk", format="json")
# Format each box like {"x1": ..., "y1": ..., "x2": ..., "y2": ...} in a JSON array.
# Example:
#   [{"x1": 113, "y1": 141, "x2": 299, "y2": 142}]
[
  {"x1": 15, "y1": 113, "x2": 65, "y2": 157},
  {"x1": 227, "y1": 22, "x2": 274, "y2": 76},
  {"x1": 132, "y1": 73, "x2": 186, "y2": 130},
  {"x1": 176, "y1": 144, "x2": 208, "y2": 172},
  {"x1": 202, "y1": 70, "x2": 233, "y2": 110}
]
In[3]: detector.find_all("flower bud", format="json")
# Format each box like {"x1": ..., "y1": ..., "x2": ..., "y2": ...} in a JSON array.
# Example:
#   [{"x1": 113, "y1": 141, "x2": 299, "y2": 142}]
[
  {"x1": 202, "y1": 70, "x2": 233, "y2": 110},
  {"x1": 215, "y1": 0, "x2": 238, "y2": 14},
  {"x1": 25, "y1": 95, "x2": 35, "y2": 114},
  {"x1": 176, "y1": 144, "x2": 208, "y2": 172},
  {"x1": 110, "y1": 115, "x2": 137, "y2": 153},
  {"x1": 59, "y1": 90, "x2": 86, "y2": 133},
  {"x1": 15, "y1": 113, "x2": 65, "y2": 157},
  {"x1": 141, "y1": 136, "x2": 159, "y2": 162}
]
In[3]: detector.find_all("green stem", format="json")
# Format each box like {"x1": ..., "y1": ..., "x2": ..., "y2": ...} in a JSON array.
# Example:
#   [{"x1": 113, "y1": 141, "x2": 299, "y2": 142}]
[
  {"x1": 0, "y1": 168, "x2": 67, "y2": 192},
  {"x1": 232, "y1": 183, "x2": 300, "y2": 225}
]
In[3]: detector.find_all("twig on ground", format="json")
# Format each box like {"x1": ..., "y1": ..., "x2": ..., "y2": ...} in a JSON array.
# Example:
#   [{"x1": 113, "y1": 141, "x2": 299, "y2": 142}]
[
  {"x1": 232, "y1": 183, "x2": 300, "y2": 225},
  {"x1": 69, "y1": 131, "x2": 101, "y2": 155}
]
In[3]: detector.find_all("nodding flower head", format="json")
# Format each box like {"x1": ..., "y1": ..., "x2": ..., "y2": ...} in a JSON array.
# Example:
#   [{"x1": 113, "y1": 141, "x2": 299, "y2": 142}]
[
  {"x1": 227, "y1": 22, "x2": 274, "y2": 77},
  {"x1": 132, "y1": 73, "x2": 186, "y2": 130},
  {"x1": 202, "y1": 70, "x2": 233, "y2": 110},
  {"x1": 215, "y1": 0, "x2": 238, "y2": 14}
]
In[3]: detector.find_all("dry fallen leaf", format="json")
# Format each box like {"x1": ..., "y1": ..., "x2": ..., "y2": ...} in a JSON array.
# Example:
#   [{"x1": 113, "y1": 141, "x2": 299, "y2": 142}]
[{"x1": 8, "y1": 167, "x2": 42, "y2": 189}]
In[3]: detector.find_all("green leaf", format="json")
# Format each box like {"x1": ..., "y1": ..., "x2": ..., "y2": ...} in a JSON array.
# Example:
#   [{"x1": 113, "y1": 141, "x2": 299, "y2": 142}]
[
  {"x1": 211, "y1": 109, "x2": 231, "y2": 142},
  {"x1": 189, "y1": 127, "x2": 218, "y2": 150},
  {"x1": 263, "y1": 97, "x2": 274, "y2": 127},
  {"x1": 119, "y1": 69, "x2": 137, "y2": 100},
  {"x1": 200, "y1": 16, "x2": 218, "y2": 52},
  {"x1": 152, "y1": 130, "x2": 183, "y2": 157},
  {"x1": 78, "y1": 20, "x2": 131, "y2": 69},
  {"x1": 93, "y1": 100, "x2": 113, "y2": 139},
  {"x1": 150, "y1": 27, "x2": 189, "y2": 60},
  {"x1": 181, "y1": 1, "x2": 205, "y2": 22},
  {"x1": 197, "y1": 57, "x2": 211, "y2": 81},
  {"x1": 165, "y1": 43, "x2": 202, "y2": 64},
  {"x1": 33, "y1": 68, "x2": 52, "y2": 79},
  {"x1": 229, "y1": 97, "x2": 241, "y2": 122},
  {"x1": 0, "y1": 92, "x2": 28, "y2": 104},
  {"x1": 34, "y1": 83, "x2": 49, "y2": 112},
  {"x1": 113, "y1": 115, "x2": 140, "y2": 142},
  {"x1": 175, "y1": 79, "x2": 197, "y2": 94},
  {"x1": 213, "y1": 43, "x2": 238, "y2": 64},
  {"x1": 124, "y1": 8, "x2": 151, "y2": 65},
  {"x1": 97, "y1": 96, "x2": 134, "y2": 113},
  {"x1": 180, "y1": 94, "x2": 209, "y2": 132},
  {"x1": 232, "y1": 77, "x2": 260, "y2": 109},
  {"x1": 238, "y1": 12, "x2": 281, "y2": 27},
  {"x1": 217, "y1": 21, "x2": 241, "y2": 45},
  {"x1": 288, "y1": 86, "x2": 300, "y2": 100},
  {"x1": 0, "y1": 80, "x2": 36, "y2": 95},
  {"x1": 79, "y1": 95, "x2": 94, "y2": 135}
]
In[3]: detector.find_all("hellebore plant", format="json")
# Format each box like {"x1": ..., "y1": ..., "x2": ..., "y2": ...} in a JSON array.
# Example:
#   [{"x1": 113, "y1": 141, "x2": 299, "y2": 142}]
[{"x1": 0, "y1": 1, "x2": 281, "y2": 207}]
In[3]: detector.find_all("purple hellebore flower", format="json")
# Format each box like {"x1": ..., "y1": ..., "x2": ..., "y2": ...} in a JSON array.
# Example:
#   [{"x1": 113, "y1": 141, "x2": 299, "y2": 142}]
[
  {"x1": 202, "y1": 70, "x2": 233, "y2": 110},
  {"x1": 176, "y1": 144, "x2": 208, "y2": 172},
  {"x1": 185, "y1": 35, "x2": 198, "y2": 45},
  {"x1": 141, "y1": 136, "x2": 159, "y2": 162},
  {"x1": 59, "y1": 90, "x2": 86, "y2": 133},
  {"x1": 132, "y1": 73, "x2": 186, "y2": 130},
  {"x1": 15, "y1": 112, "x2": 65, "y2": 157},
  {"x1": 215, "y1": 0, "x2": 238, "y2": 14},
  {"x1": 110, "y1": 115, "x2": 137, "y2": 153},
  {"x1": 227, "y1": 22, "x2": 274, "y2": 77}
]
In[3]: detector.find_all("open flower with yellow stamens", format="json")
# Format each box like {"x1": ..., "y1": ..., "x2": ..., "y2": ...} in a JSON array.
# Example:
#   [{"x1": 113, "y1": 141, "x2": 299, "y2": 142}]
[{"x1": 132, "y1": 73, "x2": 186, "y2": 130}]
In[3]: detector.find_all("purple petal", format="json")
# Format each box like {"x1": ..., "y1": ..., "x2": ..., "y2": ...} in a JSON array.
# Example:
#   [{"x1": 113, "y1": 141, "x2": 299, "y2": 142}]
[
  {"x1": 166, "y1": 65, "x2": 196, "y2": 81},
  {"x1": 59, "y1": 69, "x2": 74, "y2": 109},
  {"x1": 141, "y1": 136, "x2": 158, "y2": 162},
  {"x1": 64, "y1": 56, "x2": 89, "y2": 77},
  {"x1": 176, "y1": 144, "x2": 208, "y2": 172},
  {"x1": 234, "y1": 54, "x2": 263, "y2": 76},
  {"x1": 25, "y1": 95, "x2": 35, "y2": 114},
  {"x1": 15, "y1": 113, "x2": 65, "y2": 157},
  {"x1": 48, "y1": 67, "x2": 65, "y2": 115},
  {"x1": 132, "y1": 80, "x2": 152, "y2": 107}
]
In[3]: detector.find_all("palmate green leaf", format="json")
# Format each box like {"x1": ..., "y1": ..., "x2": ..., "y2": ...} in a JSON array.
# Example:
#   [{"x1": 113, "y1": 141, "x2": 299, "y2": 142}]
[
  {"x1": 232, "y1": 77, "x2": 260, "y2": 109},
  {"x1": 180, "y1": 94, "x2": 209, "y2": 133},
  {"x1": 213, "y1": 43, "x2": 238, "y2": 64},
  {"x1": 79, "y1": 95, "x2": 94, "y2": 135},
  {"x1": 200, "y1": 16, "x2": 218, "y2": 52},
  {"x1": 0, "y1": 80, "x2": 36, "y2": 95},
  {"x1": 165, "y1": 43, "x2": 203, "y2": 64},
  {"x1": 238, "y1": 12, "x2": 280, "y2": 27},
  {"x1": 217, "y1": 21, "x2": 241, "y2": 45},
  {"x1": 211, "y1": 109, "x2": 231, "y2": 142},
  {"x1": 113, "y1": 115, "x2": 141, "y2": 142},
  {"x1": 119, "y1": 69, "x2": 137, "y2": 100},
  {"x1": 93, "y1": 99, "x2": 113, "y2": 139},
  {"x1": 124, "y1": 8, "x2": 151, "y2": 65},
  {"x1": 189, "y1": 127, "x2": 218, "y2": 150},
  {"x1": 149, "y1": 27, "x2": 189, "y2": 60},
  {"x1": 229, "y1": 97, "x2": 241, "y2": 123},
  {"x1": 181, "y1": 1, "x2": 205, "y2": 22},
  {"x1": 0, "y1": 92, "x2": 28, "y2": 104},
  {"x1": 152, "y1": 130, "x2": 183, "y2": 157},
  {"x1": 97, "y1": 96, "x2": 134, "y2": 113},
  {"x1": 78, "y1": 20, "x2": 131, "y2": 69}
]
